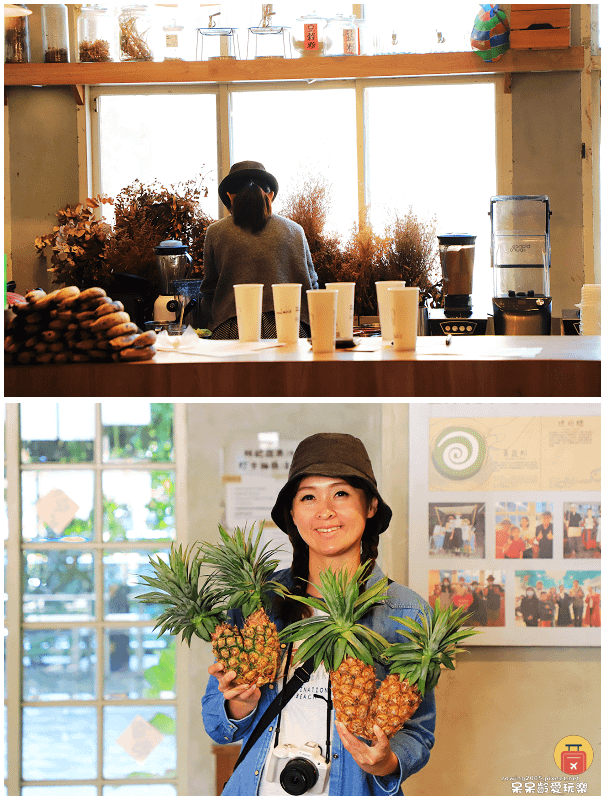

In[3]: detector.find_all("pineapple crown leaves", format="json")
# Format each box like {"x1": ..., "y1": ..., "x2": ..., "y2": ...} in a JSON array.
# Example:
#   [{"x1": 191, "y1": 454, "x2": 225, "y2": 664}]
[
  {"x1": 278, "y1": 562, "x2": 391, "y2": 672},
  {"x1": 381, "y1": 598, "x2": 480, "y2": 696},
  {"x1": 136, "y1": 542, "x2": 229, "y2": 647},
  {"x1": 199, "y1": 523, "x2": 286, "y2": 620}
]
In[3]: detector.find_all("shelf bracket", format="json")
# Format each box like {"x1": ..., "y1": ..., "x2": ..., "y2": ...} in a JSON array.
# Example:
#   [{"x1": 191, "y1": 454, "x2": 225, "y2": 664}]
[{"x1": 70, "y1": 84, "x2": 85, "y2": 105}]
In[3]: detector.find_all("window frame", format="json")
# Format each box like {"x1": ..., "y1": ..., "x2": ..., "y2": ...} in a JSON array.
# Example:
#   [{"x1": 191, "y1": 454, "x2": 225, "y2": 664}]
[
  {"x1": 4, "y1": 403, "x2": 189, "y2": 796},
  {"x1": 89, "y1": 73, "x2": 510, "y2": 231}
]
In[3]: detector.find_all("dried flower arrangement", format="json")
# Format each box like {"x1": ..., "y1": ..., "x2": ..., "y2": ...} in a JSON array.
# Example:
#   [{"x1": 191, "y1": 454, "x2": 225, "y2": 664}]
[
  {"x1": 34, "y1": 197, "x2": 114, "y2": 290},
  {"x1": 35, "y1": 178, "x2": 214, "y2": 299},
  {"x1": 106, "y1": 178, "x2": 214, "y2": 295},
  {"x1": 279, "y1": 175, "x2": 443, "y2": 315}
]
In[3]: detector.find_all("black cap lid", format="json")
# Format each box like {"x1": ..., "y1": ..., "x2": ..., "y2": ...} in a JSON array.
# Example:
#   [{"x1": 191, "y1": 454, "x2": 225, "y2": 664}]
[
  {"x1": 155, "y1": 239, "x2": 188, "y2": 255},
  {"x1": 437, "y1": 234, "x2": 477, "y2": 245}
]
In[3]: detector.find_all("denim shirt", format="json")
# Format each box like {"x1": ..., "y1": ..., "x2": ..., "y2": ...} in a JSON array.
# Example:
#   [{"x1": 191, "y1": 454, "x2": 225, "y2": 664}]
[{"x1": 201, "y1": 564, "x2": 436, "y2": 796}]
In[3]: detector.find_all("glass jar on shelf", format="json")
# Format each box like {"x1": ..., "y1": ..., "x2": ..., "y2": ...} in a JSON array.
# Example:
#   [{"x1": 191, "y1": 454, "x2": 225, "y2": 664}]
[
  {"x1": 160, "y1": 17, "x2": 185, "y2": 61},
  {"x1": 355, "y1": 18, "x2": 374, "y2": 56},
  {"x1": 41, "y1": 4, "x2": 70, "y2": 63},
  {"x1": 291, "y1": 11, "x2": 327, "y2": 57},
  {"x1": 77, "y1": 5, "x2": 117, "y2": 62},
  {"x1": 118, "y1": 4, "x2": 153, "y2": 62},
  {"x1": 5, "y1": 5, "x2": 31, "y2": 63},
  {"x1": 323, "y1": 15, "x2": 358, "y2": 57}
]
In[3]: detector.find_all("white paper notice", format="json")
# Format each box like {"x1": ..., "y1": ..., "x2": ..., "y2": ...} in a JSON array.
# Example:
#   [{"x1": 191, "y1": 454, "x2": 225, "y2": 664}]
[{"x1": 225, "y1": 475, "x2": 282, "y2": 530}]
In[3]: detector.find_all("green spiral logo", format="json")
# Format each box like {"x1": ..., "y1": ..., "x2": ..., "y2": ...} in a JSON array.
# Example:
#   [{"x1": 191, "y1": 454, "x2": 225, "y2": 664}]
[{"x1": 432, "y1": 426, "x2": 487, "y2": 480}]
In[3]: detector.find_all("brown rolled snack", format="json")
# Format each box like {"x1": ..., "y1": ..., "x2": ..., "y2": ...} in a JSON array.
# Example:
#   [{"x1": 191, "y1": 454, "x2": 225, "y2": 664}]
[
  {"x1": 130, "y1": 329, "x2": 157, "y2": 348},
  {"x1": 34, "y1": 341, "x2": 49, "y2": 353},
  {"x1": 4, "y1": 337, "x2": 21, "y2": 354},
  {"x1": 58, "y1": 295, "x2": 81, "y2": 311},
  {"x1": 56, "y1": 311, "x2": 75, "y2": 321},
  {"x1": 80, "y1": 295, "x2": 112, "y2": 311},
  {"x1": 79, "y1": 287, "x2": 107, "y2": 301},
  {"x1": 67, "y1": 322, "x2": 79, "y2": 331},
  {"x1": 94, "y1": 300, "x2": 125, "y2": 317},
  {"x1": 116, "y1": 345, "x2": 156, "y2": 362},
  {"x1": 76, "y1": 310, "x2": 97, "y2": 322},
  {"x1": 63, "y1": 329, "x2": 78, "y2": 341},
  {"x1": 108, "y1": 333, "x2": 139, "y2": 349},
  {"x1": 35, "y1": 352, "x2": 56, "y2": 363},
  {"x1": 11, "y1": 302, "x2": 30, "y2": 315},
  {"x1": 74, "y1": 339, "x2": 97, "y2": 350},
  {"x1": 17, "y1": 351, "x2": 34, "y2": 364},
  {"x1": 89, "y1": 349, "x2": 109, "y2": 360},
  {"x1": 92, "y1": 338, "x2": 112, "y2": 350},
  {"x1": 24, "y1": 312, "x2": 43, "y2": 324},
  {"x1": 24, "y1": 324, "x2": 42, "y2": 335},
  {"x1": 72, "y1": 353, "x2": 91, "y2": 362},
  {"x1": 56, "y1": 286, "x2": 80, "y2": 302},
  {"x1": 42, "y1": 329, "x2": 61, "y2": 342},
  {"x1": 53, "y1": 352, "x2": 71, "y2": 363},
  {"x1": 49, "y1": 342, "x2": 66, "y2": 353},
  {"x1": 24, "y1": 337, "x2": 39, "y2": 349},
  {"x1": 104, "y1": 321, "x2": 139, "y2": 339},
  {"x1": 31, "y1": 290, "x2": 61, "y2": 310},
  {"x1": 80, "y1": 318, "x2": 97, "y2": 330},
  {"x1": 25, "y1": 289, "x2": 46, "y2": 304},
  {"x1": 89, "y1": 310, "x2": 130, "y2": 333},
  {"x1": 48, "y1": 318, "x2": 69, "y2": 330}
]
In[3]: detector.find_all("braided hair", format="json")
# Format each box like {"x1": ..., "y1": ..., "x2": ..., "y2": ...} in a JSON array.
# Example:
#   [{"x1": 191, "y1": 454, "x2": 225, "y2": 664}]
[{"x1": 272, "y1": 475, "x2": 381, "y2": 623}]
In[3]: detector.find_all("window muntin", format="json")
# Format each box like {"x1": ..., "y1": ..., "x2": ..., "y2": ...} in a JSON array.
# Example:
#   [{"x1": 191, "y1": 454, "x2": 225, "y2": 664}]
[{"x1": 6, "y1": 403, "x2": 180, "y2": 795}]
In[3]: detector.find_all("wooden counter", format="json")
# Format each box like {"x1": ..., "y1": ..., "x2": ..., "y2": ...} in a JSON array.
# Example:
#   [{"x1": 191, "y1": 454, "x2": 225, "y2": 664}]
[{"x1": 4, "y1": 336, "x2": 601, "y2": 398}]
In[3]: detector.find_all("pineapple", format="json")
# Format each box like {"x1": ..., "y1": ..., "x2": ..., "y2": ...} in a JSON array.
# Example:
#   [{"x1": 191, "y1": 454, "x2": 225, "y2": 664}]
[
  {"x1": 199, "y1": 523, "x2": 285, "y2": 687},
  {"x1": 375, "y1": 599, "x2": 478, "y2": 737},
  {"x1": 279, "y1": 567, "x2": 478, "y2": 740},
  {"x1": 278, "y1": 562, "x2": 391, "y2": 737},
  {"x1": 137, "y1": 542, "x2": 228, "y2": 645},
  {"x1": 137, "y1": 524, "x2": 285, "y2": 688}
]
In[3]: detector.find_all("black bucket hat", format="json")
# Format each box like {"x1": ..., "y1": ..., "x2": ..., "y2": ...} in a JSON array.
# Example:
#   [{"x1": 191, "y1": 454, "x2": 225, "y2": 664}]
[
  {"x1": 271, "y1": 433, "x2": 392, "y2": 535},
  {"x1": 218, "y1": 160, "x2": 279, "y2": 209}
]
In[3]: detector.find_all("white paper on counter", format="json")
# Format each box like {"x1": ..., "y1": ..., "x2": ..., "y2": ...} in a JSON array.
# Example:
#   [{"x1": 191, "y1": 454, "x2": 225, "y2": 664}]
[{"x1": 154, "y1": 329, "x2": 285, "y2": 357}]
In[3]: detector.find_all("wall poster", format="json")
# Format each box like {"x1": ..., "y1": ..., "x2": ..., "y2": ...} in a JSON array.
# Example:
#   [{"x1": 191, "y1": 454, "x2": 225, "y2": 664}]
[{"x1": 408, "y1": 405, "x2": 601, "y2": 645}]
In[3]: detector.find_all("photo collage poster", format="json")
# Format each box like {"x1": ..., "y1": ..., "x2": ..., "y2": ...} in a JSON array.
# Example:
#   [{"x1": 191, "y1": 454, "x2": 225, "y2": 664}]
[{"x1": 408, "y1": 405, "x2": 601, "y2": 645}]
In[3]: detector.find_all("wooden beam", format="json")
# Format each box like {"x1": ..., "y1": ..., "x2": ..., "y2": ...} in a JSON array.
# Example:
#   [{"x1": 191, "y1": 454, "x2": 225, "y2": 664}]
[{"x1": 3, "y1": 48, "x2": 586, "y2": 88}]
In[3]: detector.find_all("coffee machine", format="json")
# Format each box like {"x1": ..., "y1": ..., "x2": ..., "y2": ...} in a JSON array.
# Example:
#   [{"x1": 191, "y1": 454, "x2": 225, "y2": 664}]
[
  {"x1": 152, "y1": 239, "x2": 193, "y2": 323},
  {"x1": 490, "y1": 195, "x2": 552, "y2": 335},
  {"x1": 428, "y1": 233, "x2": 488, "y2": 336}
]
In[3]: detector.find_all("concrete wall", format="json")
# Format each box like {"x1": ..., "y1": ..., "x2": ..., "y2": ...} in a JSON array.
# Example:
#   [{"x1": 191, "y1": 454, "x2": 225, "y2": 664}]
[{"x1": 182, "y1": 402, "x2": 600, "y2": 797}]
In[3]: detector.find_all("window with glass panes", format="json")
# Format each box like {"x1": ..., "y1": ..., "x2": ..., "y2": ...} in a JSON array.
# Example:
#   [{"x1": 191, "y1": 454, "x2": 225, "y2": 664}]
[{"x1": 4, "y1": 403, "x2": 182, "y2": 796}]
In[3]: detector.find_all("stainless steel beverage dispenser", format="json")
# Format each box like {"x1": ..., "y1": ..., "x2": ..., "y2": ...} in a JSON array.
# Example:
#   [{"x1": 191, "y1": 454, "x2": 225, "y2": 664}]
[{"x1": 490, "y1": 195, "x2": 552, "y2": 335}]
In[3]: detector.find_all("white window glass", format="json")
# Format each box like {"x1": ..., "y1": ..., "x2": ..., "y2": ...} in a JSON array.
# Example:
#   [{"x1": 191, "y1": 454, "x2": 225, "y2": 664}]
[
  {"x1": 22, "y1": 707, "x2": 97, "y2": 780},
  {"x1": 231, "y1": 87, "x2": 357, "y2": 235},
  {"x1": 96, "y1": 93, "x2": 219, "y2": 221},
  {"x1": 365, "y1": 81, "x2": 497, "y2": 307}
]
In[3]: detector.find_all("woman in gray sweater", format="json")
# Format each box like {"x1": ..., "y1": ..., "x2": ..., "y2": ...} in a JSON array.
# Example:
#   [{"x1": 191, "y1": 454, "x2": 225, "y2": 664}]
[{"x1": 200, "y1": 161, "x2": 319, "y2": 339}]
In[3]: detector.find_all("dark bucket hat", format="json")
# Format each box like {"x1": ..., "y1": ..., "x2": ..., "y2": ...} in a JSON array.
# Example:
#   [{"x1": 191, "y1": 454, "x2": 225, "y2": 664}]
[
  {"x1": 218, "y1": 160, "x2": 279, "y2": 209},
  {"x1": 271, "y1": 433, "x2": 392, "y2": 535}
]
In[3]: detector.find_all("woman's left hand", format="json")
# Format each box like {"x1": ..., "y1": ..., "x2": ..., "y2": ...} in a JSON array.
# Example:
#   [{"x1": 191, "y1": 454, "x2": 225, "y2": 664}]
[{"x1": 335, "y1": 720, "x2": 400, "y2": 777}]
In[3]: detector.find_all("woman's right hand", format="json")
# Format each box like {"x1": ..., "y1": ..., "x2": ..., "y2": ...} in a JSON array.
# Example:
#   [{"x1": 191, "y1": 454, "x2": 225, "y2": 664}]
[{"x1": 208, "y1": 662, "x2": 261, "y2": 720}]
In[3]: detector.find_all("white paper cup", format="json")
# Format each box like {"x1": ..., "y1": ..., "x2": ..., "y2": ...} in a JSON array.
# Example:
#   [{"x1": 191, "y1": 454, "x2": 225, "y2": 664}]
[
  {"x1": 388, "y1": 286, "x2": 420, "y2": 352},
  {"x1": 272, "y1": 283, "x2": 302, "y2": 344},
  {"x1": 375, "y1": 280, "x2": 406, "y2": 341},
  {"x1": 325, "y1": 282, "x2": 355, "y2": 341},
  {"x1": 307, "y1": 289, "x2": 338, "y2": 354},
  {"x1": 234, "y1": 283, "x2": 263, "y2": 342}
]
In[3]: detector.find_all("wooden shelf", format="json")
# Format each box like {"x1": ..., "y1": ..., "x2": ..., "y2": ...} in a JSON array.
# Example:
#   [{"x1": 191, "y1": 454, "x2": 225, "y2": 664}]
[{"x1": 3, "y1": 48, "x2": 585, "y2": 89}]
